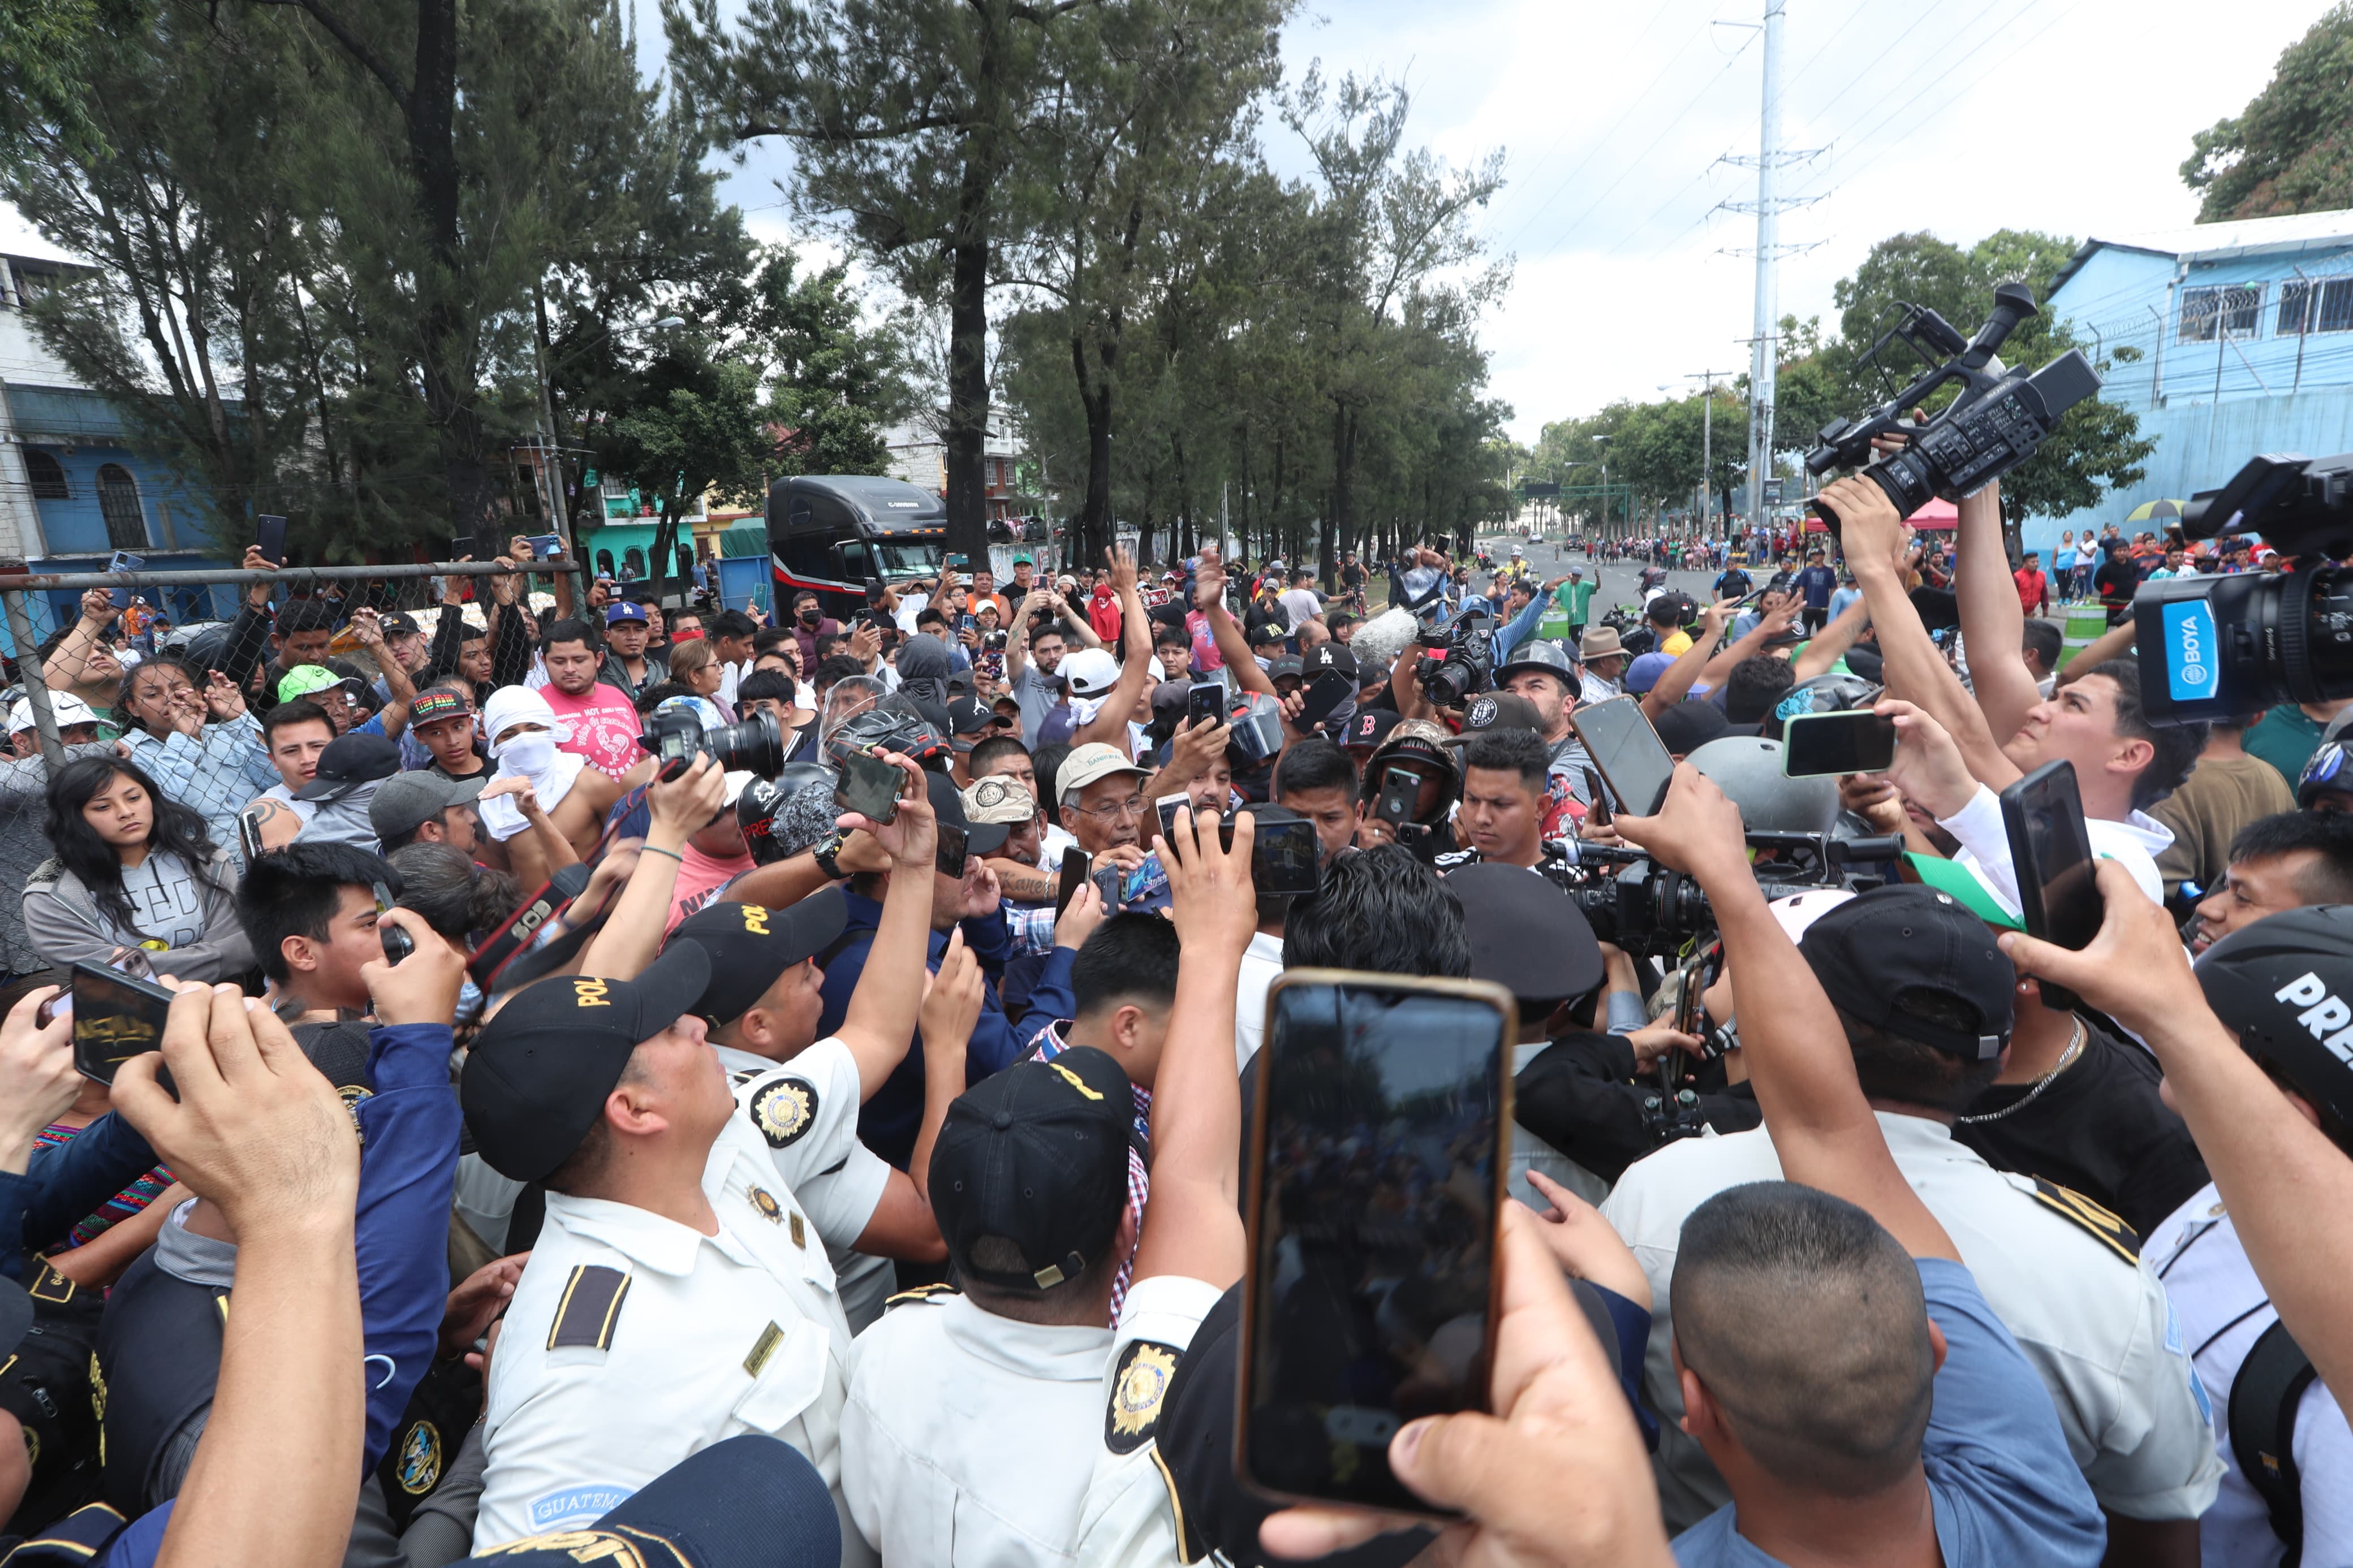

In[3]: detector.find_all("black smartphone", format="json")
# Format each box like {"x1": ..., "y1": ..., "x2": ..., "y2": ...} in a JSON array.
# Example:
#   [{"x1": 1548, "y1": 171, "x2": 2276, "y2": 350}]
[
  {"x1": 1569, "y1": 697, "x2": 1675, "y2": 817},
  {"x1": 236, "y1": 805, "x2": 267, "y2": 866},
  {"x1": 1295, "y1": 668, "x2": 1354, "y2": 729},
  {"x1": 2001, "y1": 760, "x2": 2100, "y2": 1014},
  {"x1": 1187, "y1": 680, "x2": 1227, "y2": 731},
  {"x1": 1055, "y1": 849, "x2": 1093, "y2": 917},
  {"x1": 256, "y1": 514, "x2": 288, "y2": 568},
  {"x1": 1583, "y1": 766, "x2": 1611, "y2": 829},
  {"x1": 936, "y1": 822, "x2": 969, "y2": 880},
  {"x1": 1241, "y1": 971, "x2": 1516, "y2": 1515},
  {"x1": 833, "y1": 748, "x2": 903, "y2": 826},
  {"x1": 1781, "y1": 710, "x2": 1898, "y2": 777},
  {"x1": 374, "y1": 880, "x2": 415, "y2": 964},
  {"x1": 70, "y1": 961, "x2": 182, "y2": 1088},
  {"x1": 1250, "y1": 817, "x2": 1321, "y2": 897}
]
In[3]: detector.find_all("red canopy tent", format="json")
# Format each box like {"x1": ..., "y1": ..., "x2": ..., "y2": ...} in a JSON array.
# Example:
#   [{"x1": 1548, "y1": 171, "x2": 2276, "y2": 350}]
[{"x1": 1803, "y1": 495, "x2": 1958, "y2": 532}]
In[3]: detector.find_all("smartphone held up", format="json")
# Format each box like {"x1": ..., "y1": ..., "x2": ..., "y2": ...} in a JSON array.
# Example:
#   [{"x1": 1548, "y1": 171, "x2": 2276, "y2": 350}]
[{"x1": 1239, "y1": 971, "x2": 1516, "y2": 1516}]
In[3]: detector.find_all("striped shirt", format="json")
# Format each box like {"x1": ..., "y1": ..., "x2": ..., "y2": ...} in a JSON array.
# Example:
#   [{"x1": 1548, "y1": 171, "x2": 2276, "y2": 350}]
[
  {"x1": 35, "y1": 1121, "x2": 173, "y2": 1246},
  {"x1": 120, "y1": 714, "x2": 278, "y2": 856}
]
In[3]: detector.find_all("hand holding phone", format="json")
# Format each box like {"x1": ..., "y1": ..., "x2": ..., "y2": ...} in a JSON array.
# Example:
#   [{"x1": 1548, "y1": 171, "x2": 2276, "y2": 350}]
[
  {"x1": 2000, "y1": 760, "x2": 2100, "y2": 1014},
  {"x1": 255, "y1": 515, "x2": 288, "y2": 568},
  {"x1": 69, "y1": 961, "x2": 182, "y2": 1091},
  {"x1": 1055, "y1": 850, "x2": 1093, "y2": 917},
  {"x1": 1187, "y1": 680, "x2": 1227, "y2": 731},
  {"x1": 1569, "y1": 698, "x2": 1675, "y2": 817},
  {"x1": 373, "y1": 881, "x2": 416, "y2": 964},
  {"x1": 833, "y1": 748, "x2": 904, "y2": 826},
  {"x1": 1781, "y1": 710, "x2": 1898, "y2": 777}
]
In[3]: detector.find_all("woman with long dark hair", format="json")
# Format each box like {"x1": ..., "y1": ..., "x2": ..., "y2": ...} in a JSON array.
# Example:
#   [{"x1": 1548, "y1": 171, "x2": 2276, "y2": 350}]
[
  {"x1": 110, "y1": 653, "x2": 278, "y2": 854},
  {"x1": 24, "y1": 757, "x2": 252, "y2": 980}
]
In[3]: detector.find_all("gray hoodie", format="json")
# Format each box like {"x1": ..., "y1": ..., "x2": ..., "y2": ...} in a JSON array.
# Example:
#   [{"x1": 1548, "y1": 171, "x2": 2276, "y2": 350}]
[{"x1": 23, "y1": 842, "x2": 254, "y2": 981}]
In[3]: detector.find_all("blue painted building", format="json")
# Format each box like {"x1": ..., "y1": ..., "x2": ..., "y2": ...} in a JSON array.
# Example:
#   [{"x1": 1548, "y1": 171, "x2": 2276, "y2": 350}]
[{"x1": 2033, "y1": 206, "x2": 2353, "y2": 554}]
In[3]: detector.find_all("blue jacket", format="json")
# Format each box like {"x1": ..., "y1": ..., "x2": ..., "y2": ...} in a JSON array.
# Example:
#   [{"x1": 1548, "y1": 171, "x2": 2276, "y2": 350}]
[
  {"x1": 817, "y1": 889, "x2": 1077, "y2": 1169},
  {"x1": 101, "y1": 1022, "x2": 460, "y2": 1568},
  {"x1": 0, "y1": 1112, "x2": 158, "y2": 1280},
  {"x1": 1487, "y1": 593, "x2": 1550, "y2": 666}
]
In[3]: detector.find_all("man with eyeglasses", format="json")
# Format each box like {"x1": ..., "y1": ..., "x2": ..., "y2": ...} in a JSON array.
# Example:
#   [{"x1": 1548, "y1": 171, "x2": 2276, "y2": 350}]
[{"x1": 1058, "y1": 742, "x2": 1155, "y2": 874}]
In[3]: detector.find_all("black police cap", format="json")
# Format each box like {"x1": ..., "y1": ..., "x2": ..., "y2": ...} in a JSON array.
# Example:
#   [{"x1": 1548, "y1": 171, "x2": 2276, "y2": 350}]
[
  {"x1": 668, "y1": 893, "x2": 850, "y2": 1030},
  {"x1": 1452, "y1": 862, "x2": 1603, "y2": 1005}
]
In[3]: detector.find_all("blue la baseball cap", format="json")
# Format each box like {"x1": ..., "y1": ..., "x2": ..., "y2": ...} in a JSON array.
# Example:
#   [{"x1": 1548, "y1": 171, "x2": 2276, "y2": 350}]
[{"x1": 606, "y1": 601, "x2": 648, "y2": 626}]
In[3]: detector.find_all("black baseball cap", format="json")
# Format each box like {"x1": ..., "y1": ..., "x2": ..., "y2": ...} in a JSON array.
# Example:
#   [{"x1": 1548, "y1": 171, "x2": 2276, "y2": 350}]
[
  {"x1": 1266, "y1": 655, "x2": 1305, "y2": 682},
  {"x1": 1453, "y1": 862, "x2": 1602, "y2": 1005},
  {"x1": 1339, "y1": 706, "x2": 1402, "y2": 754},
  {"x1": 380, "y1": 611, "x2": 424, "y2": 639},
  {"x1": 945, "y1": 694, "x2": 993, "y2": 740},
  {"x1": 930, "y1": 767, "x2": 1009, "y2": 856},
  {"x1": 1797, "y1": 885, "x2": 2015, "y2": 1061},
  {"x1": 928, "y1": 1046, "x2": 1135, "y2": 1293},
  {"x1": 453, "y1": 1433, "x2": 839, "y2": 1568},
  {"x1": 460, "y1": 944, "x2": 713, "y2": 1181},
  {"x1": 295, "y1": 732, "x2": 403, "y2": 802},
  {"x1": 1454, "y1": 690, "x2": 1545, "y2": 739},
  {"x1": 1303, "y1": 641, "x2": 1358, "y2": 680},
  {"x1": 668, "y1": 893, "x2": 850, "y2": 1030},
  {"x1": 1650, "y1": 698, "x2": 1732, "y2": 757}
]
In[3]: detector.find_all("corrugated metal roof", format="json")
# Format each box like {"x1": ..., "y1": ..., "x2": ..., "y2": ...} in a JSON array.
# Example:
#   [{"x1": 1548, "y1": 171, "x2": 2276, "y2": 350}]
[{"x1": 2053, "y1": 206, "x2": 2353, "y2": 296}]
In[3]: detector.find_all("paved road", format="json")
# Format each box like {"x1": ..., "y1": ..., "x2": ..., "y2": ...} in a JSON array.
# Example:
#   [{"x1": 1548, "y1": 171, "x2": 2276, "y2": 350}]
[{"x1": 1462, "y1": 533, "x2": 1735, "y2": 619}]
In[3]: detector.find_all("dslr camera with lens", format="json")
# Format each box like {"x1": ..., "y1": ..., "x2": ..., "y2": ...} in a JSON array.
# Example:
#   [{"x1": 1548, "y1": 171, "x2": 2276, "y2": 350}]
[
  {"x1": 1804, "y1": 283, "x2": 2104, "y2": 532},
  {"x1": 1414, "y1": 611, "x2": 1497, "y2": 710},
  {"x1": 2135, "y1": 451, "x2": 2353, "y2": 724},
  {"x1": 638, "y1": 705, "x2": 785, "y2": 781}
]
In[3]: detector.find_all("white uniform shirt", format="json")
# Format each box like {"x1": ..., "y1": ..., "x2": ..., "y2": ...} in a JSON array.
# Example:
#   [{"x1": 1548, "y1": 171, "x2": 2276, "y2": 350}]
[
  {"x1": 1600, "y1": 1112, "x2": 2222, "y2": 1531},
  {"x1": 2144, "y1": 1181, "x2": 2353, "y2": 1567},
  {"x1": 1072, "y1": 1273, "x2": 1226, "y2": 1568},
  {"x1": 718, "y1": 1039, "x2": 897, "y2": 1334},
  {"x1": 472, "y1": 1120, "x2": 870, "y2": 1562},
  {"x1": 1936, "y1": 783, "x2": 2171, "y2": 911},
  {"x1": 842, "y1": 1290, "x2": 1113, "y2": 1567},
  {"x1": 1232, "y1": 931, "x2": 1284, "y2": 1070}
]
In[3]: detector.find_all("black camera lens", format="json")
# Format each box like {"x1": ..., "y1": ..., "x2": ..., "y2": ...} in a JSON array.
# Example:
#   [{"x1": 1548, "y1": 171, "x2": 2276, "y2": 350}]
[
  {"x1": 706, "y1": 709, "x2": 785, "y2": 778},
  {"x1": 2136, "y1": 567, "x2": 2353, "y2": 724}
]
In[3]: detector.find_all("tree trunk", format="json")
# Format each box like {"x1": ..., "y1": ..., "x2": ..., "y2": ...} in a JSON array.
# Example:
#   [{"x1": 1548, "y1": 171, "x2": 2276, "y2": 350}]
[
  {"x1": 1330, "y1": 401, "x2": 1356, "y2": 591},
  {"x1": 1072, "y1": 329, "x2": 1115, "y2": 566},
  {"x1": 943, "y1": 228, "x2": 993, "y2": 570}
]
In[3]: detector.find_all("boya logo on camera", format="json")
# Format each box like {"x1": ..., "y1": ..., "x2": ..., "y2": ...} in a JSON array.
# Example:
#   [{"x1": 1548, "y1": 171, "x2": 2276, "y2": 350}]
[
  {"x1": 2276, "y1": 971, "x2": 2353, "y2": 1064},
  {"x1": 2161, "y1": 599, "x2": 2219, "y2": 703}
]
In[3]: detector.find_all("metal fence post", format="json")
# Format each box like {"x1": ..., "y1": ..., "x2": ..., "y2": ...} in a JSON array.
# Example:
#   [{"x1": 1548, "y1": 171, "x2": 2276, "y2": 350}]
[{"x1": 0, "y1": 586, "x2": 63, "y2": 767}]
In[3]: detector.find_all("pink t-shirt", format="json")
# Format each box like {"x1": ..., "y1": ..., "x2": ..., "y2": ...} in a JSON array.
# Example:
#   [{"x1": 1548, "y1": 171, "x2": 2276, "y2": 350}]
[
  {"x1": 665, "y1": 843, "x2": 756, "y2": 933},
  {"x1": 542, "y1": 681, "x2": 647, "y2": 779}
]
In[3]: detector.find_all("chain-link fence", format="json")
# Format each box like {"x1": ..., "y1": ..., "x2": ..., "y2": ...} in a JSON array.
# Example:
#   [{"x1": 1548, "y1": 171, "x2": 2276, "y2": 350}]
[{"x1": 0, "y1": 558, "x2": 587, "y2": 768}]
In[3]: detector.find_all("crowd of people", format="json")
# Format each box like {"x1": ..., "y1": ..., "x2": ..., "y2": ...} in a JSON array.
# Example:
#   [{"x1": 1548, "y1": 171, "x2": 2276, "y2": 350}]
[{"x1": 2, "y1": 478, "x2": 2352, "y2": 1568}]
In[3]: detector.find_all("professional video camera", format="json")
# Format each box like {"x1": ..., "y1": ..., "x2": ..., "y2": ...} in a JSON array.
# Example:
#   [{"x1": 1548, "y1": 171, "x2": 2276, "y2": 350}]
[
  {"x1": 1415, "y1": 610, "x2": 1497, "y2": 709},
  {"x1": 639, "y1": 705, "x2": 785, "y2": 781},
  {"x1": 1557, "y1": 832, "x2": 1902, "y2": 958},
  {"x1": 1804, "y1": 283, "x2": 2104, "y2": 531},
  {"x1": 2135, "y1": 451, "x2": 2353, "y2": 723}
]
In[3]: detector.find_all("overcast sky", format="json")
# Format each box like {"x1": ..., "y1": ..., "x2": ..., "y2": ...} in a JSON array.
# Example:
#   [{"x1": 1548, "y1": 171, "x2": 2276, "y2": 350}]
[{"x1": 678, "y1": 0, "x2": 2329, "y2": 444}]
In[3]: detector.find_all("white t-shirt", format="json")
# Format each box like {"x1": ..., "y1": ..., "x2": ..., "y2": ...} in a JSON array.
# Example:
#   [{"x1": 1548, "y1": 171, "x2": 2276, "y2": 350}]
[
  {"x1": 1232, "y1": 931, "x2": 1283, "y2": 1070},
  {"x1": 1278, "y1": 588, "x2": 1322, "y2": 634},
  {"x1": 1937, "y1": 784, "x2": 2171, "y2": 913}
]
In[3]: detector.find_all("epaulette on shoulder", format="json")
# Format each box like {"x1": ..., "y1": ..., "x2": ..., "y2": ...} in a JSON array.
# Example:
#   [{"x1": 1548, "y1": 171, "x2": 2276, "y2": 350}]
[
  {"x1": 884, "y1": 1282, "x2": 959, "y2": 1311},
  {"x1": 547, "y1": 1264, "x2": 632, "y2": 1351}
]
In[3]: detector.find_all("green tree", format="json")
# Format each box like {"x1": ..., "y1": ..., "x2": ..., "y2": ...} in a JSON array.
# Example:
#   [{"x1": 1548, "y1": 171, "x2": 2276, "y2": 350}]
[
  {"x1": 2183, "y1": 5, "x2": 2353, "y2": 221},
  {"x1": 598, "y1": 356, "x2": 775, "y2": 611}
]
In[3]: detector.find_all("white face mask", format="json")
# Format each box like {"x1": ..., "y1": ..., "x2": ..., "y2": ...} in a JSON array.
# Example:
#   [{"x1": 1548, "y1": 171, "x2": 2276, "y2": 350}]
[{"x1": 500, "y1": 732, "x2": 558, "y2": 774}]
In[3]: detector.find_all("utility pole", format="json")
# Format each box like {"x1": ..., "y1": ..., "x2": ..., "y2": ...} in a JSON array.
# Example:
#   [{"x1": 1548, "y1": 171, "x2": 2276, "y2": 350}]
[{"x1": 1746, "y1": 0, "x2": 1782, "y2": 523}]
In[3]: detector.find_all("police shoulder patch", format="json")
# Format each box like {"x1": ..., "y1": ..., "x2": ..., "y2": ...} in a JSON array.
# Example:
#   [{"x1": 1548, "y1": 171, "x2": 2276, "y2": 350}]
[
  {"x1": 884, "y1": 1282, "x2": 959, "y2": 1311},
  {"x1": 1105, "y1": 1338, "x2": 1182, "y2": 1454},
  {"x1": 748, "y1": 1076, "x2": 817, "y2": 1149},
  {"x1": 548, "y1": 1265, "x2": 632, "y2": 1352},
  {"x1": 2029, "y1": 1177, "x2": 2141, "y2": 1265},
  {"x1": 395, "y1": 1419, "x2": 443, "y2": 1496}
]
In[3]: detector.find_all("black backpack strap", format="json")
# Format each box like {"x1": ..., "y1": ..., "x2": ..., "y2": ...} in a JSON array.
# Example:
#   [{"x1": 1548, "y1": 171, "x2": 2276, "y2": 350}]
[{"x1": 2229, "y1": 1316, "x2": 2321, "y2": 1565}]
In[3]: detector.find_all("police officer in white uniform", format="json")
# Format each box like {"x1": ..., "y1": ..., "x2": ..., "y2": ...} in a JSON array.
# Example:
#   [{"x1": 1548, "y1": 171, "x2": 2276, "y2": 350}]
[
  {"x1": 2143, "y1": 905, "x2": 2353, "y2": 1567},
  {"x1": 669, "y1": 885, "x2": 971, "y2": 1334},
  {"x1": 841, "y1": 1046, "x2": 1140, "y2": 1567},
  {"x1": 459, "y1": 947, "x2": 873, "y2": 1565},
  {"x1": 1602, "y1": 886, "x2": 2223, "y2": 1544}
]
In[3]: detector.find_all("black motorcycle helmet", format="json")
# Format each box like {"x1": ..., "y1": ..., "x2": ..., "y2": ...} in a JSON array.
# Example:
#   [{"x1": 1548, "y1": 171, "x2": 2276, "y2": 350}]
[
  {"x1": 2196, "y1": 905, "x2": 2353, "y2": 1135},
  {"x1": 735, "y1": 776, "x2": 793, "y2": 866},
  {"x1": 823, "y1": 694, "x2": 953, "y2": 770}
]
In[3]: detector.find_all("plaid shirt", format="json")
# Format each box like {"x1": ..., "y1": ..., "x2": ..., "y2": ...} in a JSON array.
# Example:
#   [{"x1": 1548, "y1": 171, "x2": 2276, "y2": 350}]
[
  {"x1": 1028, "y1": 1021, "x2": 1150, "y2": 1324},
  {"x1": 121, "y1": 714, "x2": 278, "y2": 857},
  {"x1": 1002, "y1": 900, "x2": 1059, "y2": 957}
]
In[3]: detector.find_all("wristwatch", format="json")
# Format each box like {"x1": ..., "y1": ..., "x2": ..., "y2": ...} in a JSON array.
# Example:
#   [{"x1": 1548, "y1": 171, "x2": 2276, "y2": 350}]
[{"x1": 812, "y1": 832, "x2": 849, "y2": 881}]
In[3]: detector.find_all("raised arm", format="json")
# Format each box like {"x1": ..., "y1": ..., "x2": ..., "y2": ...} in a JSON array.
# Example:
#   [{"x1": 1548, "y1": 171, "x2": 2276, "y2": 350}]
[
  {"x1": 1072, "y1": 545, "x2": 1154, "y2": 751},
  {"x1": 1641, "y1": 596, "x2": 1741, "y2": 717},
  {"x1": 1791, "y1": 593, "x2": 1870, "y2": 683},
  {"x1": 1615, "y1": 766, "x2": 1960, "y2": 1262},
  {"x1": 2000, "y1": 869, "x2": 2353, "y2": 1403},
  {"x1": 1193, "y1": 552, "x2": 1274, "y2": 698},
  {"x1": 574, "y1": 757, "x2": 726, "y2": 979},
  {"x1": 832, "y1": 752, "x2": 942, "y2": 1096},
  {"x1": 1130, "y1": 807, "x2": 1256, "y2": 1289},
  {"x1": 1951, "y1": 482, "x2": 2040, "y2": 745},
  {"x1": 44, "y1": 590, "x2": 119, "y2": 690},
  {"x1": 1825, "y1": 476, "x2": 2020, "y2": 792}
]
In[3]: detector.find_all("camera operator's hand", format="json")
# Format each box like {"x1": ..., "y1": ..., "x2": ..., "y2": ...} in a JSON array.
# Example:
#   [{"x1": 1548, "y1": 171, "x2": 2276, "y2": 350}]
[
  {"x1": 1837, "y1": 771, "x2": 1908, "y2": 836},
  {"x1": 1521, "y1": 1177, "x2": 1650, "y2": 1308},
  {"x1": 1997, "y1": 859, "x2": 2206, "y2": 1042},
  {"x1": 919, "y1": 929, "x2": 984, "y2": 1066},
  {"x1": 363, "y1": 908, "x2": 466, "y2": 1026},
  {"x1": 1163, "y1": 803, "x2": 1256, "y2": 962},
  {"x1": 648, "y1": 753, "x2": 725, "y2": 837},
  {"x1": 1817, "y1": 475, "x2": 1902, "y2": 570},
  {"x1": 1874, "y1": 698, "x2": 1978, "y2": 820},
  {"x1": 1053, "y1": 879, "x2": 1106, "y2": 951},
  {"x1": 0, "y1": 988, "x2": 82, "y2": 1174},
  {"x1": 115, "y1": 982, "x2": 360, "y2": 1240},
  {"x1": 1611, "y1": 763, "x2": 1749, "y2": 888},
  {"x1": 844, "y1": 749, "x2": 937, "y2": 872},
  {"x1": 1624, "y1": 1020, "x2": 1705, "y2": 1070},
  {"x1": 1259, "y1": 1204, "x2": 1674, "y2": 1568}
]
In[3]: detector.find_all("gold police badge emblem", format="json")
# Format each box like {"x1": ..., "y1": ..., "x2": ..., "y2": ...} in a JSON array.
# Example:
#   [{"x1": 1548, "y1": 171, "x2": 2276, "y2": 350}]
[
  {"x1": 1105, "y1": 1339, "x2": 1180, "y2": 1454},
  {"x1": 748, "y1": 1078, "x2": 815, "y2": 1149},
  {"x1": 396, "y1": 1419, "x2": 443, "y2": 1495},
  {"x1": 747, "y1": 1185, "x2": 784, "y2": 1225}
]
